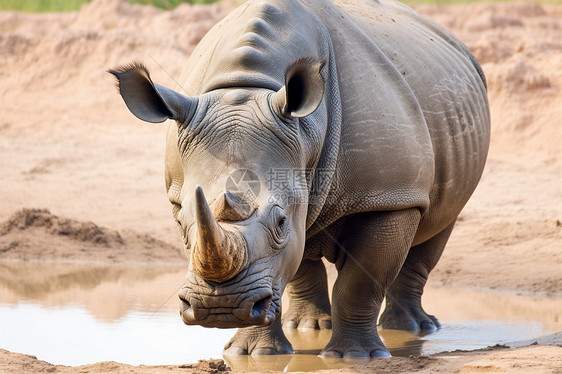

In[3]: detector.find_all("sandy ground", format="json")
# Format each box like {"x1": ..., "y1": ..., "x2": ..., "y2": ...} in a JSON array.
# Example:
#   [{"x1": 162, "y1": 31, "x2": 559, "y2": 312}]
[{"x1": 0, "y1": 0, "x2": 561, "y2": 372}]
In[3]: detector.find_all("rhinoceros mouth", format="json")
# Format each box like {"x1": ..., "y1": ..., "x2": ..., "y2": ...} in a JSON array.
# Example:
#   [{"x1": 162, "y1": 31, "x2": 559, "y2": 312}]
[{"x1": 179, "y1": 290, "x2": 279, "y2": 328}]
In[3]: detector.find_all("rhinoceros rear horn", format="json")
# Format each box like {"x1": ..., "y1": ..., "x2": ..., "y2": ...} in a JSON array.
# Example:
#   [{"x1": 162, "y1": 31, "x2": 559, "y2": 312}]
[
  {"x1": 108, "y1": 62, "x2": 197, "y2": 124},
  {"x1": 211, "y1": 190, "x2": 256, "y2": 222},
  {"x1": 192, "y1": 186, "x2": 247, "y2": 283},
  {"x1": 272, "y1": 57, "x2": 326, "y2": 118}
]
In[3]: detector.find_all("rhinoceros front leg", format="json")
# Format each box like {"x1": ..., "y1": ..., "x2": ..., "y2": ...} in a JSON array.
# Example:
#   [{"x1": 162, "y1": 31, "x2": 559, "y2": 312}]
[
  {"x1": 320, "y1": 209, "x2": 420, "y2": 358},
  {"x1": 379, "y1": 219, "x2": 456, "y2": 332},
  {"x1": 223, "y1": 318, "x2": 293, "y2": 355},
  {"x1": 283, "y1": 259, "x2": 332, "y2": 330}
]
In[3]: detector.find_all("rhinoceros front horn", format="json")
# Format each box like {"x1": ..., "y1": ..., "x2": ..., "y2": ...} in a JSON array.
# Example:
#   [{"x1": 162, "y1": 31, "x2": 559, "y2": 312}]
[{"x1": 192, "y1": 186, "x2": 247, "y2": 283}]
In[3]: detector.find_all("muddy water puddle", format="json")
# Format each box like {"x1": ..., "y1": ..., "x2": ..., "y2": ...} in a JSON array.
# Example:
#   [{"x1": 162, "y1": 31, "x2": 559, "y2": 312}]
[{"x1": 0, "y1": 262, "x2": 560, "y2": 371}]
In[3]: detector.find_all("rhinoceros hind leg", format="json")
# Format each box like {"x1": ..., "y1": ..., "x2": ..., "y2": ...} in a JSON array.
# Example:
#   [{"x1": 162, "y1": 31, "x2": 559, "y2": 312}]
[
  {"x1": 283, "y1": 259, "x2": 332, "y2": 330},
  {"x1": 223, "y1": 318, "x2": 293, "y2": 356},
  {"x1": 379, "y1": 219, "x2": 456, "y2": 332},
  {"x1": 320, "y1": 209, "x2": 420, "y2": 358}
]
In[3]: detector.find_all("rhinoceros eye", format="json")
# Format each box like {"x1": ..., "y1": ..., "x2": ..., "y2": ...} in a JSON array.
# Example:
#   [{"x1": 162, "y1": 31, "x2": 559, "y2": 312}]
[{"x1": 269, "y1": 206, "x2": 287, "y2": 247}]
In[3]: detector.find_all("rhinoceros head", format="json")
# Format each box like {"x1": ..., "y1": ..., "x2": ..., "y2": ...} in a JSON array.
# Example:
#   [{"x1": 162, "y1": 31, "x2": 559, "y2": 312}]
[{"x1": 109, "y1": 60, "x2": 326, "y2": 327}]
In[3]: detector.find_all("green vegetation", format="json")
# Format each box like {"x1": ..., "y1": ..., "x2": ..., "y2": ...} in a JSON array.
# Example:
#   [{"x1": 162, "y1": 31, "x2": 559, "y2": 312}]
[
  {"x1": 0, "y1": 0, "x2": 215, "y2": 12},
  {"x1": 0, "y1": 0, "x2": 87, "y2": 12}
]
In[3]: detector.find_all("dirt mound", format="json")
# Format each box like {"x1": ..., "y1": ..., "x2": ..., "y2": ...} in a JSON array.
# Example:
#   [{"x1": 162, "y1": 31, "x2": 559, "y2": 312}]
[
  {"x1": 1, "y1": 208, "x2": 124, "y2": 246},
  {"x1": 0, "y1": 351, "x2": 232, "y2": 374},
  {"x1": 0, "y1": 349, "x2": 58, "y2": 374},
  {"x1": 412, "y1": 2, "x2": 562, "y2": 157},
  {"x1": 0, "y1": 209, "x2": 185, "y2": 264},
  {"x1": 180, "y1": 359, "x2": 231, "y2": 373}
]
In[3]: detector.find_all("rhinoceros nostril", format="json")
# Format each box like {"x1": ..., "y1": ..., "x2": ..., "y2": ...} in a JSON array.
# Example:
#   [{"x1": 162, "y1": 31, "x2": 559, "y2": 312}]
[
  {"x1": 179, "y1": 296, "x2": 190, "y2": 308},
  {"x1": 251, "y1": 295, "x2": 272, "y2": 320},
  {"x1": 179, "y1": 294, "x2": 195, "y2": 322}
]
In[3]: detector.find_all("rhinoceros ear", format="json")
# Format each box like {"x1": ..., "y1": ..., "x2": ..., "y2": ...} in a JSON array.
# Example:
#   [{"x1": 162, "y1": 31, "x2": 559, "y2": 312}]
[
  {"x1": 272, "y1": 57, "x2": 325, "y2": 118},
  {"x1": 109, "y1": 62, "x2": 196, "y2": 124}
]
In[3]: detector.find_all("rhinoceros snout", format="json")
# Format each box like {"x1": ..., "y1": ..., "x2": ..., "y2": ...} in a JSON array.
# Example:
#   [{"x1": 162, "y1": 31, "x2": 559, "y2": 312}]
[{"x1": 179, "y1": 291, "x2": 276, "y2": 328}]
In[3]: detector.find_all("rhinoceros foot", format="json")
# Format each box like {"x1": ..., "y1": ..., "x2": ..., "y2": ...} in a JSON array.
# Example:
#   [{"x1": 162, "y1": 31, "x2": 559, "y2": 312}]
[
  {"x1": 378, "y1": 301, "x2": 440, "y2": 333},
  {"x1": 283, "y1": 259, "x2": 332, "y2": 330},
  {"x1": 282, "y1": 302, "x2": 331, "y2": 330},
  {"x1": 223, "y1": 318, "x2": 293, "y2": 356},
  {"x1": 320, "y1": 326, "x2": 390, "y2": 359},
  {"x1": 283, "y1": 315, "x2": 332, "y2": 330}
]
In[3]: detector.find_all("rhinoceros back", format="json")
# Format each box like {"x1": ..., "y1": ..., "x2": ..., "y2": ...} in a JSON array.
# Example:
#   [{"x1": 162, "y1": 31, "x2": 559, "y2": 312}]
[
  {"x1": 370, "y1": 0, "x2": 490, "y2": 242},
  {"x1": 302, "y1": 0, "x2": 490, "y2": 243}
]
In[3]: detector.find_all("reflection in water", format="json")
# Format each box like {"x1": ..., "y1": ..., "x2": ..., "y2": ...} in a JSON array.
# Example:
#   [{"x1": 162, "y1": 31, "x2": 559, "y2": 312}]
[
  {"x1": 286, "y1": 328, "x2": 332, "y2": 354},
  {"x1": 224, "y1": 329, "x2": 360, "y2": 371},
  {"x1": 0, "y1": 261, "x2": 560, "y2": 370},
  {"x1": 0, "y1": 302, "x2": 233, "y2": 366},
  {"x1": 0, "y1": 262, "x2": 186, "y2": 321},
  {"x1": 223, "y1": 321, "x2": 550, "y2": 372},
  {"x1": 0, "y1": 262, "x2": 130, "y2": 298},
  {"x1": 223, "y1": 353, "x2": 355, "y2": 372}
]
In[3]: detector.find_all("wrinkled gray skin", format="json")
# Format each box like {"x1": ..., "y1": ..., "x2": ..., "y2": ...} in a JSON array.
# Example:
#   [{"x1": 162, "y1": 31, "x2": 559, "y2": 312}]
[{"x1": 110, "y1": 0, "x2": 490, "y2": 358}]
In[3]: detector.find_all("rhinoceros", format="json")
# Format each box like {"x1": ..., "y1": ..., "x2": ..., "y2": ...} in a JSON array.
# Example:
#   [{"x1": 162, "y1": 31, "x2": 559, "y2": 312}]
[{"x1": 110, "y1": 0, "x2": 490, "y2": 358}]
